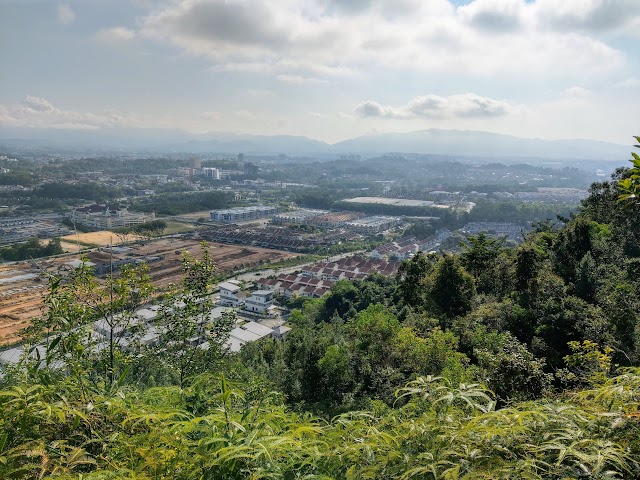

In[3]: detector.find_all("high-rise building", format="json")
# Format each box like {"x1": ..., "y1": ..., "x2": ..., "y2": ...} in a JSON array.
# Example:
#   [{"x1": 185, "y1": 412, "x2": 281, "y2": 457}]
[
  {"x1": 201, "y1": 167, "x2": 221, "y2": 179},
  {"x1": 237, "y1": 153, "x2": 244, "y2": 162},
  {"x1": 244, "y1": 162, "x2": 259, "y2": 178},
  {"x1": 190, "y1": 156, "x2": 202, "y2": 170}
]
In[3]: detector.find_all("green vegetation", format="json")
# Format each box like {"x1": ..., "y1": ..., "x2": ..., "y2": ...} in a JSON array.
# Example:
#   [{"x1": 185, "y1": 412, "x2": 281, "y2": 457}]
[
  {"x1": 1, "y1": 144, "x2": 640, "y2": 479},
  {"x1": 335, "y1": 199, "x2": 447, "y2": 217},
  {"x1": 32, "y1": 182, "x2": 128, "y2": 202},
  {"x1": 114, "y1": 220, "x2": 168, "y2": 239},
  {"x1": 465, "y1": 199, "x2": 576, "y2": 225},
  {"x1": 618, "y1": 136, "x2": 640, "y2": 206},
  {"x1": 0, "y1": 237, "x2": 63, "y2": 261},
  {"x1": 161, "y1": 219, "x2": 198, "y2": 235},
  {"x1": 131, "y1": 190, "x2": 233, "y2": 215}
]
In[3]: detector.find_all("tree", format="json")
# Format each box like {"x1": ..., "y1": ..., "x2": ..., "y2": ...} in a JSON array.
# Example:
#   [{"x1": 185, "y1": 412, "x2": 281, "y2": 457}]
[
  {"x1": 473, "y1": 329, "x2": 552, "y2": 402},
  {"x1": 396, "y1": 251, "x2": 432, "y2": 308},
  {"x1": 460, "y1": 233, "x2": 506, "y2": 294},
  {"x1": 460, "y1": 233, "x2": 504, "y2": 278},
  {"x1": 618, "y1": 136, "x2": 640, "y2": 206},
  {"x1": 426, "y1": 255, "x2": 475, "y2": 323},
  {"x1": 134, "y1": 220, "x2": 167, "y2": 241},
  {"x1": 0, "y1": 237, "x2": 63, "y2": 261},
  {"x1": 22, "y1": 259, "x2": 154, "y2": 390},
  {"x1": 156, "y1": 243, "x2": 234, "y2": 388}
]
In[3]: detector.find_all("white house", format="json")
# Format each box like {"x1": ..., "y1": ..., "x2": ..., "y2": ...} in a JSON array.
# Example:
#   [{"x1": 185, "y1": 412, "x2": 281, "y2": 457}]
[
  {"x1": 244, "y1": 290, "x2": 274, "y2": 313},
  {"x1": 219, "y1": 281, "x2": 245, "y2": 307}
]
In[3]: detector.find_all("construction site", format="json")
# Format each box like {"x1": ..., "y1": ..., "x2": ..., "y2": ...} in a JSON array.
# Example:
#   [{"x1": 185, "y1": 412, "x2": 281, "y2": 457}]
[{"x1": 0, "y1": 238, "x2": 296, "y2": 346}]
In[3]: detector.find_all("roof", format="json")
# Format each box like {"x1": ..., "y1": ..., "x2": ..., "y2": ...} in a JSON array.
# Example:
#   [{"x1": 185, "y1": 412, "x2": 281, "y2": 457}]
[
  {"x1": 251, "y1": 289, "x2": 273, "y2": 296},
  {"x1": 229, "y1": 327, "x2": 261, "y2": 343},
  {"x1": 241, "y1": 321, "x2": 273, "y2": 338},
  {"x1": 74, "y1": 204, "x2": 108, "y2": 213},
  {"x1": 0, "y1": 346, "x2": 23, "y2": 365},
  {"x1": 224, "y1": 337, "x2": 245, "y2": 353},
  {"x1": 273, "y1": 325, "x2": 292, "y2": 336},
  {"x1": 67, "y1": 259, "x2": 96, "y2": 268},
  {"x1": 219, "y1": 281, "x2": 241, "y2": 292},
  {"x1": 135, "y1": 308, "x2": 157, "y2": 321}
]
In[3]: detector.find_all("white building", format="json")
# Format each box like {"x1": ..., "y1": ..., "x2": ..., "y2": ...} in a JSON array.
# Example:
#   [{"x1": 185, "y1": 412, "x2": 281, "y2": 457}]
[
  {"x1": 272, "y1": 209, "x2": 327, "y2": 224},
  {"x1": 69, "y1": 204, "x2": 155, "y2": 230},
  {"x1": 210, "y1": 205, "x2": 278, "y2": 223},
  {"x1": 241, "y1": 321, "x2": 274, "y2": 339},
  {"x1": 201, "y1": 167, "x2": 221, "y2": 179},
  {"x1": 244, "y1": 290, "x2": 274, "y2": 313},
  {"x1": 344, "y1": 216, "x2": 400, "y2": 234},
  {"x1": 219, "y1": 281, "x2": 245, "y2": 307}
]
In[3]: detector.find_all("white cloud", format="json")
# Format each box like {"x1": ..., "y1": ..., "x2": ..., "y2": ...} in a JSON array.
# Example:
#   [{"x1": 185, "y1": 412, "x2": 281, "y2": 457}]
[
  {"x1": 0, "y1": 96, "x2": 140, "y2": 130},
  {"x1": 457, "y1": 0, "x2": 526, "y2": 32},
  {"x1": 57, "y1": 4, "x2": 75, "y2": 25},
  {"x1": 616, "y1": 77, "x2": 640, "y2": 88},
  {"x1": 532, "y1": 0, "x2": 640, "y2": 34},
  {"x1": 95, "y1": 27, "x2": 136, "y2": 42},
  {"x1": 275, "y1": 74, "x2": 328, "y2": 85},
  {"x1": 355, "y1": 93, "x2": 517, "y2": 119},
  {"x1": 563, "y1": 86, "x2": 593, "y2": 98},
  {"x1": 135, "y1": 0, "x2": 628, "y2": 81}
]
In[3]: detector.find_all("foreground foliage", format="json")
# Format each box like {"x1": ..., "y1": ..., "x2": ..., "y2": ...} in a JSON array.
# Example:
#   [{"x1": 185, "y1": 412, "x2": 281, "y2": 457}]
[{"x1": 1, "y1": 370, "x2": 638, "y2": 479}]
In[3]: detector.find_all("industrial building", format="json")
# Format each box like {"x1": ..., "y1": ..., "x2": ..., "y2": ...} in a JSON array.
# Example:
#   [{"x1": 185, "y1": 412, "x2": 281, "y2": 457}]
[
  {"x1": 210, "y1": 206, "x2": 278, "y2": 223},
  {"x1": 69, "y1": 204, "x2": 155, "y2": 230},
  {"x1": 306, "y1": 211, "x2": 365, "y2": 228},
  {"x1": 93, "y1": 255, "x2": 164, "y2": 276},
  {"x1": 271, "y1": 209, "x2": 327, "y2": 224},
  {"x1": 462, "y1": 223, "x2": 527, "y2": 242},
  {"x1": 344, "y1": 216, "x2": 400, "y2": 234}
]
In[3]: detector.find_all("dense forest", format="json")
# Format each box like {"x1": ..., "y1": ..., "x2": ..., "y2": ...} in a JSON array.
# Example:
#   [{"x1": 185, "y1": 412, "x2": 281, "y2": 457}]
[{"x1": 1, "y1": 146, "x2": 639, "y2": 479}]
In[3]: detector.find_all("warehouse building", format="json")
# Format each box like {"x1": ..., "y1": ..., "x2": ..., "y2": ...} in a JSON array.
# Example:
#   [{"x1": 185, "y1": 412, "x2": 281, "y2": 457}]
[
  {"x1": 344, "y1": 216, "x2": 400, "y2": 234},
  {"x1": 210, "y1": 206, "x2": 278, "y2": 223},
  {"x1": 272, "y1": 209, "x2": 327, "y2": 224}
]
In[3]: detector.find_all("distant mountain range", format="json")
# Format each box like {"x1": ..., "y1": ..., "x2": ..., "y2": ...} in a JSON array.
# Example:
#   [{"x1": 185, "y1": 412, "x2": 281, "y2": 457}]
[{"x1": 0, "y1": 126, "x2": 631, "y2": 161}]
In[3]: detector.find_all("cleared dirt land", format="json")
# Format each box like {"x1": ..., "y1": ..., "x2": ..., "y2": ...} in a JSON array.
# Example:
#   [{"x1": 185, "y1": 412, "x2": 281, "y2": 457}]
[
  {"x1": 61, "y1": 231, "x2": 144, "y2": 246},
  {"x1": 0, "y1": 239, "x2": 295, "y2": 346}
]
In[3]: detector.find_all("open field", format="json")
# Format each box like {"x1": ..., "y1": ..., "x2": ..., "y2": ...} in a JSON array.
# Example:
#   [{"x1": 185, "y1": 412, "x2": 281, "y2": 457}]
[
  {"x1": 0, "y1": 239, "x2": 296, "y2": 346},
  {"x1": 59, "y1": 241, "x2": 86, "y2": 253},
  {"x1": 173, "y1": 211, "x2": 213, "y2": 221},
  {"x1": 61, "y1": 230, "x2": 143, "y2": 246},
  {"x1": 162, "y1": 220, "x2": 198, "y2": 235}
]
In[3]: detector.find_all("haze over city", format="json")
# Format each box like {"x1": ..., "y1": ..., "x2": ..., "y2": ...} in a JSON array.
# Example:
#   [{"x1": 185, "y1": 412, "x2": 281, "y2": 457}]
[{"x1": 1, "y1": 0, "x2": 639, "y2": 146}]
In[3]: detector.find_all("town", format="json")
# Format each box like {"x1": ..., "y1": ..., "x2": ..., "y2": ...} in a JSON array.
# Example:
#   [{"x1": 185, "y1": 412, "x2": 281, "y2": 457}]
[{"x1": 0, "y1": 148, "x2": 594, "y2": 363}]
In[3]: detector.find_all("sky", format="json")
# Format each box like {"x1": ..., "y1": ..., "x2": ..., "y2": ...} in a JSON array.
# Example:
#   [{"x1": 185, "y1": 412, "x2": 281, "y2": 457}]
[{"x1": 0, "y1": 0, "x2": 639, "y2": 145}]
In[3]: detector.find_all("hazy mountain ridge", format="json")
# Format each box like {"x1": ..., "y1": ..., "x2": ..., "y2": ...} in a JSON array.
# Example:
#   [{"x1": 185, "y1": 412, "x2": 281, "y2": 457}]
[{"x1": 0, "y1": 127, "x2": 630, "y2": 161}]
